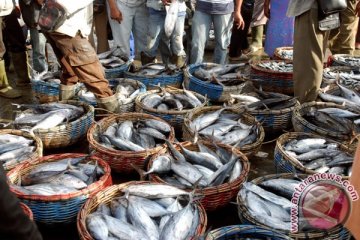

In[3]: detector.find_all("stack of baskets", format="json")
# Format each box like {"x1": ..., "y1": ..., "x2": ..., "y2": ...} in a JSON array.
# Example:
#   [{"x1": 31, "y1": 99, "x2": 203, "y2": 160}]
[
  {"x1": 87, "y1": 113, "x2": 175, "y2": 173},
  {"x1": 183, "y1": 106, "x2": 265, "y2": 156},
  {"x1": 250, "y1": 60, "x2": 293, "y2": 95},
  {"x1": 0, "y1": 129, "x2": 43, "y2": 171},
  {"x1": 104, "y1": 60, "x2": 132, "y2": 79},
  {"x1": 7, "y1": 153, "x2": 112, "y2": 224},
  {"x1": 148, "y1": 141, "x2": 250, "y2": 211},
  {"x1": 184, "y1": 63, "x2": 253, "y2": 102},
  {"x1": 77, "y1": 181, "x2": 208, "y2": 240},
  {"x1": 273, "y1": 47, "x2": 293, "y2": 61}
]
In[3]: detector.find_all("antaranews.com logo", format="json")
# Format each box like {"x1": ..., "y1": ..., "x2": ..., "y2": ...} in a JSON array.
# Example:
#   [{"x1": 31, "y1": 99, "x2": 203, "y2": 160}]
[{"x1": 291, "y1": 173, "x2": 358, "y2": 233}]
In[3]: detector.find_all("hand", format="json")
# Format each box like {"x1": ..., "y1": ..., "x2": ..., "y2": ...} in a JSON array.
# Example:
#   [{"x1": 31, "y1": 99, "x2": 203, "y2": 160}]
[
  {"x1": 110, "y1": 6, "x2": 123, "y2": 23},
  {"x1": 264, "y1": 0, "x2": 270, "y2": 18},
  {"x1": 356, "y1": 1, "x2": 360, "y2": 17},
  {"x1": 162, "y1": 0, "x2": 171, "y2": 6},
  {"x1": 234, "y1": 11, "x2": 245, "y2": 30},
  {"x1": 36, "y1": 0, "x2": 44, "y2": 5}
]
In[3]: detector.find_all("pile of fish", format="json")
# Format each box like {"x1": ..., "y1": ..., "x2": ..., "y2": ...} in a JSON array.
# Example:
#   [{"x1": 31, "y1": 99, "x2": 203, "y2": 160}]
[
  {"x1": 13, "y1": 103, "x2": 85, "y2": 132},
  {"x1": 134, "y1": 63, "x2": 180, "y2": 76},
  {"x1": 284, "y1": 137, "x2": 353, "y2": 176},
  {"x1": 239, "y1": 179, "x2": 301, "y2": 231},
  {"x1": 98, "y1": 119, "x2": 172, "y2": 152},
  {"x1": 333, "y1": 55, "x2": 360, "y2": 67},
  {"x1": 193, "y1": 63, "x2": 246, "y2": 86},
  {"x1": 319, "y1": 83, "x2": 360, "y2": 111},
  {"x1": 322, "y1": 68, "x2": 360, "y2": 88},
  {"x1": 12, "y1": 156, "x2": 104, "y2": 196},
  {"x1": 0, "y1": 134, "x2": 36, "y2": 169},
  {"x1": 256, "y1": 61, "x2": 293, "y2": 73},
  {"x1": 98, "y1": 48, "x2": 128, "y2": 69},
  {"x1": 188, "y1": 108, "x2": 260, "y2": 148},
  {"x1": 277, "y1": 48, "x2": 293, "y2": 60},
  {"x1": 86, "y1": 183, "x2": 201, "y2": 240},
  {"x1": 303, "y1": 106, "x2": 360, "y2": 135},
  {"x1": 78, "y1": 80, "x2": 142, "y2": 105},
  {"x1": 141, "y1": 88, "x2": 203, "y2": 111},
  {"x1": 32, "y1": 70, "x2": 61, "y2": 84},
  {"x1": 230, "y1": 89, "x2": 297, "y2": 110},
  {"x1": 145, "y1": 141, "x2": 242, "y2": 189}
]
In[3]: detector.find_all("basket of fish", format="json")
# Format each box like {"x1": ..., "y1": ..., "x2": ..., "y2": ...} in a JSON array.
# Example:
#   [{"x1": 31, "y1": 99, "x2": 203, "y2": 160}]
[
  {"x1": 292, "y1": 101, "x2": 360, "y2": 144},
  {"x1": 124, "y1": 63, "x2": 183, "y2": 89},
  {"x1": 87, "y1": 113, "x2": 175, "y2": 173},
  {"x1": 31, "y1": 70, "x2": 62, "y2": 103},
  {"x1": 274, "y1": 46, "x2": 293, "y2": 61},
  {"x1": 184, "y1": 63, "x2": 253, "y2": 102},
  {"x1": 147, "y1": 141, "x2": 250, "y2": 211},
  {"x1": 0, "y1": 129, "x2": 43, "y2": 171},
  {"x1": 205, "y1": 224, "x2": 292, "y2": 240},
  {"x1": 20, "y1": 202, "x2": 34, "y2": 220},
  {"x1": 331, "y1": 54, "x2": 360, "y2": 68},
  {"x1": 135, "y1": 88, "x2": 207, "y2": 132},
  {"x1": 250, "y1": 60, "x2": 293, "y2": 95},
  {"x1": 77, "y1": 181, "x2": 208, "y2": 240},
  {"x1": 319, "y1": 83, "x2": 360, "y2": 111},
  {"x1": 77, "y1": 78, "x2": 146, "y2": 113},
  {"x1": 7, "y1": 153, "x2": 112, "y2": 224},
  {"x1": 13, "y1": 100, "x2": 94, "y2": 149},
  {"x1": 322, "y1": 66, "x2": 360, "y2": 88},
  {"x1": 98, "y1": 48, "x2": 132, "y2": 79},
  {"x1": 183, "y1": 106, "x2": 265, "y2": 157},
  {"x1": 274, "y1": 132, "x2": 354, "y2": 178},
  {"x1": 237, "y1": 173, "x2": 351, "y2": 239},
  {"x1": 230, "y1": 89, "x2": 299, "y2": 134}
]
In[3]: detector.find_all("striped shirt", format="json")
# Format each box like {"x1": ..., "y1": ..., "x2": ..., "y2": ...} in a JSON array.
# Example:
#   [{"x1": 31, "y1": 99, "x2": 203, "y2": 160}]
[{"x1": 196, "y1": 0, "x2": 234, "y2": 14}]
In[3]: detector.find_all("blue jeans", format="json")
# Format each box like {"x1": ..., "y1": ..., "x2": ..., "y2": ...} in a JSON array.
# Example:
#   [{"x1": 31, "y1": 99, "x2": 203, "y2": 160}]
[
  {"x1": 190, "y1": 11, "x2": 233, "y2": 64},
  {"x1": 30, "y1": 28, "x2": 47, "y2": 73},
  {"x1": 144, "y1": 11, "x2": 186, "y2": 63}
]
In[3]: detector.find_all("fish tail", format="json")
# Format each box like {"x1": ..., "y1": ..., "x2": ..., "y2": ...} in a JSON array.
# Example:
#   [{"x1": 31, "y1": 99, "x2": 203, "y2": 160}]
[{"x1": 131, "y1": 163, "x2": 147, "y2": 181}]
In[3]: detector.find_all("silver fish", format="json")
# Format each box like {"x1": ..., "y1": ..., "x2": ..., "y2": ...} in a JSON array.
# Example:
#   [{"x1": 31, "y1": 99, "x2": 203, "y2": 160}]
[
  {"x1": 123, "y1": 184, "x2": 189, "y2": 199},
  {"x1": 179, "y1": 145, "x2": 223, "y2": 171},
  {"x1": 86, "y1": 213, "x2": 109, "y2": 240},
  {"x1": 116, "y1": 121, "x2": 133, "y2": 140}
]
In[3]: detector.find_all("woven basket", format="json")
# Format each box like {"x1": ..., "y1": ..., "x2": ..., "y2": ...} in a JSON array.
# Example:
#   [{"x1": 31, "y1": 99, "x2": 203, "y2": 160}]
[
  {"x1": 87, "y1": 113, "x2": 175, "y2": 173},
  {"x1": 206, "y1": 224, "x2": 292, "y2": 240},
  {"x1": 31, "y1": 79, "x2": 60, "y2": 103},
  {"x1": 330, "y1": 54, "x2": 360, "y2": 68},
  {"x1": 292, "y1": 101, "x2": 359, "y2": 145},
  {"x1": 7, "y1": 153, "x2": 112, "y2": 224},
  {"x1": 135, "y1": 88, "x2": 207, "y2": 132},
  {"x1": 273, "y1": 46, "x2": 293, "y2": 61},
  {"x1": 0, "y1": 129, "x2": 43, "y2": 171},
  {"x1": 148, "y1": 141, "x2": 250, "y2": 211},
  {"x1": 124, "y1": 66, "x2": 183, "y2": 89},
  {"x1": 77, "y1": 181, "x2": 208, "y2": 240},
  {"x1": 183, "y1": 106, "x2": 265, "y2": 157},
  {"x1": 104, "y1": 60, "x2": 132, "y2": 79},
  {"x1": 16, "y1": 100, "x2": 94, "y2": 149},
  {"x1": 274, "y1": 132, "x2": 354, "y2": 178},
  {"x1": 250, "y1": 60, "x2": 293, "y2": 95},
  {"x1": 20, "y1": 202, "x2": 34, "y2": 220},
  {"x1": 184, "y1": 63, "x2": 253, "y2": 102},
  {"x1": 237, "y1": 173, "x2": 351, "y2": 240}
]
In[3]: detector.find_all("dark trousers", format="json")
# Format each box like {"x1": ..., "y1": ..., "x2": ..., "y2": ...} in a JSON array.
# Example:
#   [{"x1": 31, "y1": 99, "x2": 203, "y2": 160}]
[
  {"x1": 3, "y1": 10, "x2": 26, "y2": 53},
  {"x1": 228, "y1": 5, "x2": 253, "y2": 57}
]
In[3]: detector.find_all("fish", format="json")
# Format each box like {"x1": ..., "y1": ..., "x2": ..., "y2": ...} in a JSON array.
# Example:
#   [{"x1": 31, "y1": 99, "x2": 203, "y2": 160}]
[
  {"x1": 103, "y1": 134, "x2": 145, "y2": 152},
  {"x1": 318, "y1": 108, "x2": 359, "y2": 118},
  {"x1": 128, "y1": 195, "x2": 170, "y2": 217},
  {"x1": 259, "y1": 178, "x2": 301, "y2": 200},
  {"x1": 143, "y1": 119, "x2": 172, "y2": 134},
  {"x1": 179, "y1": 145, "x2": 223, "y2": 171},
  {"x1": 123, "y1": 184, "x2": 189, "y2": 199},
  {"x1": 102, "y1": 214, "x2": 148, "y2": 239},
  {"x1": 190, "y1": 108, "x2": 226, "y2": 132},
  {"x1": 116, "y1": 121, "x2": 133, "y2": 140},
  {"x1": 164, "y1": 0, "x2": 179, "y2": 38},
  {"x1": 337, "y1": 82, "x2": 360, "y2": 105},
  {"x1": 257, "y1": 61, "x2": 293, "y2": 73},
  {"x1": 86, "y1": 214, "x2": 109, "y2": 240}
]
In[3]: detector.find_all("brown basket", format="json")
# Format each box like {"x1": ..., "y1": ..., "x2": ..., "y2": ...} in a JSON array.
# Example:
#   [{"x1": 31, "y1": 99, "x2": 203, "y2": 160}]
[
  {"x1": 183, "y1": 106, "x2": 265, "y2": 157},
  {"x1": 0, "y1": 129, "x2": 43, "y2": 171},
  {"x1": 135, "y1": 88, "x2": 207, "y2": 132},
  {"x1": 7, "y1": 153, "x2": 113, "y2": 224},
  {"x1": 20, "y1": 202, "x2": 33, "y2": 220},
  {"x1": 148, "y1": 141, "x2": 250, "y2": 211},
  {"x1": 273, "y1": 46, "x2": 293, "y2": 61},
  {"x1": 237, "y1": 173, "x2": 351, "y2": 240},
  {"x1": 77, "y1": 181, "x2": 208, "y2": 240},
  {"x1": 250, "y1": 60, "x2": 293, "y2": 95},
  {"x1": 274, "y1": 132, "x2": 354, "y2": 179},
  {"x1": 87, "y1": 113, "x2": 175, "y2": 173},
  {"x1": 292, "y1": 101, "x2": 359, "y2": 148}
]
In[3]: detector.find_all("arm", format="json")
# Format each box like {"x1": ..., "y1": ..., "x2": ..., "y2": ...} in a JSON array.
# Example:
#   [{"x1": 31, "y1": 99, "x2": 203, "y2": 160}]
[
  {"x1": 264, "y1": 0, "x2": 270, "y2": 18},
  {"x1": 107, "y1": 0, "x2": 123, "y2": 23},
  {"x1": 234, "y1": 0, "x2": 245, "y2": 30}
]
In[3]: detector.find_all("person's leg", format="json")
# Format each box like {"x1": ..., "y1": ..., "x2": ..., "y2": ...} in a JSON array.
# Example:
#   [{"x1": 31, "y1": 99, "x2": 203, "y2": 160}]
[
  {"x1": 133, "y1": 3, "x2": 149, "y2": 60},
  {"x1": 190, "y1": 10, "x2": 211, "y2": 64},
  {"x1": 328, "y1": 0, "x2": 358, "y2": 55},
  {"x1": 29, "y1": 28, "x2": 48, "y2": 73},
  {"x1": 293, "y1": 8, "x2": 328, "y2": 103},
  {"x1": 212, "y1": 13, "x2": 233, "y2": 64},
  {"x1": 94, "y1": 8, "x2": 110, "y2": 53},
  {"x1": 170, "y1": 14, "x2": 186, "y2": 67}
]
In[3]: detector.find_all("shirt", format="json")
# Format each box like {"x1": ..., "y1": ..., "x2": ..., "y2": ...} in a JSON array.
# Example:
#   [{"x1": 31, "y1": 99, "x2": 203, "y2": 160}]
[
  {"x1": 147, "y1": 0, "x2": 186, "y2": 13},
  {"x1": 196, "y1": 0, "x2": 234, "y2": 15},
  {"x1": 0, "y1": 0, "x2": 15, "y2": 17},
  {"x1": 118, "y1": 0, "x2": 146, "y2": 7}
]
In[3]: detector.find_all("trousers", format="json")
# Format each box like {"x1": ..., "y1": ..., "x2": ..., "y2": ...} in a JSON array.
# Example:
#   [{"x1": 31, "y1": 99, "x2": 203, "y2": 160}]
[
  {"x1": 30, "y1": 28, "x2": 48, "y2": 73},
  {"x1": 44, "y1": 32, "x2": 113, "y2": 98},
  {"x1": 89, "y1": 8, "x2": 110, "y2": 54}
]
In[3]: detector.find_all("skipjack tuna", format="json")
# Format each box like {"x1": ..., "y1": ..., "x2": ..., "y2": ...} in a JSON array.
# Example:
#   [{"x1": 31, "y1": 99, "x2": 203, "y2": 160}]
[
  {"x1": 98, "y1": 47, "x2": 128, "y2": 69},
  {"x1": 257, "y1": 61, "x2": 293, "y2": 73}
]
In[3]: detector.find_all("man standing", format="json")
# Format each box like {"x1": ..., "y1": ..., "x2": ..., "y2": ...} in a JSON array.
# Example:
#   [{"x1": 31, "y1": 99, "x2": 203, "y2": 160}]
[{"x1": 190, "y1": 0, "x2": 245, "y2": 64}]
